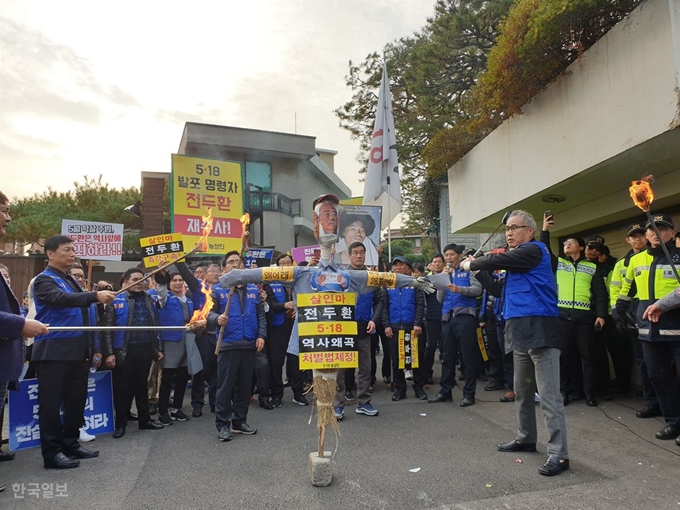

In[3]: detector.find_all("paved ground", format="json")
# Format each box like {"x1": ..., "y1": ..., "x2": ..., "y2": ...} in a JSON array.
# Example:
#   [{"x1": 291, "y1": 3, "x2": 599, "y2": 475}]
[{"x1": 2, "y1": 358, "x2": 679, "y2": 509}]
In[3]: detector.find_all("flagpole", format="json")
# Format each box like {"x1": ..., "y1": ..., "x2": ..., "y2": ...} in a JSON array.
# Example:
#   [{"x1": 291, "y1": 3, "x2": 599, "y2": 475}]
[{"x1": 386, "y1": 171, "x2": 392, "y2": 263}]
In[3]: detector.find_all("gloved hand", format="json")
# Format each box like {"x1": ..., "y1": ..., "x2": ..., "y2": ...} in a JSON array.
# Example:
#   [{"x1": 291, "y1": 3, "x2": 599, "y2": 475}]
[
  {"x1": 615, "y1": 318, "x2": 628, "y2": 336},
  {"x1": 413, "y1": 276, "x2": 435, "y2": 294}
]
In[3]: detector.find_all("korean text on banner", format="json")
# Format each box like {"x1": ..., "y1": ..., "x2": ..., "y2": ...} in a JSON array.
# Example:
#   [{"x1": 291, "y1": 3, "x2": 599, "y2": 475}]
[
  {"x1": 291, "y1": 245, "x2": 320, "y2": 265},
  {"x1": 8, "y1": 372, "x2": 115, "y2": 451},
  {"x1": 140, "y1": 233, "x2": 185, "y2": 268},
  {"x1": 61, "y1": 219, "x2": 124, "y2": 261},
  {"x1": 171, "y1": 154, "x2": 244, "y2": 255}
]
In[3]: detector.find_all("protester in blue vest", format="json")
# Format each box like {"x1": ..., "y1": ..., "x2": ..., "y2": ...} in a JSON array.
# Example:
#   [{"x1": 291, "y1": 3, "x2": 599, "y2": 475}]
[
  {"x1": 381, "y1": 256, "x2": 427, "y2": 402},
  {"x1": 152, "y1": 268, "x2": 195, "y2": 426},
  {"x1": 263, "y1": 253, "x2": 307, "y2": 408},
  {"x1": 429, "y1": 244, "x2": 483, "y2": 406},
  {"x1": 463, "y1": 210, "x2": 569, "y2": 476},
  {"x1": 174, "y1": 261, "x2": 220, "y2": 417},
  {"x1": 0, "y1": 194, "x2": 49, "y2": 475},
  {"x1": 210, "y1": 250, "x2": 267, "y2": 442},
  {"x1": 101, "y1": 268, "x2": 165, "y2": 438},
  {"x1": 32, "y1": 235, "x2": 116, "y2": 470},
  {"x1": 333, "y1": 242, "x2": 383, "y2": 420}
]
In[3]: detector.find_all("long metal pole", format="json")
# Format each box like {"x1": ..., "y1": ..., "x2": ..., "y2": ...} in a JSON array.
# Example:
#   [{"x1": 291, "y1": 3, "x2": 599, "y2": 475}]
[
  {"x1": 115, "y1": 247, "x2": 199, "y2": 295},
  {"x1": 47, "y1": 326, "x2": 190, "y2": 332}
]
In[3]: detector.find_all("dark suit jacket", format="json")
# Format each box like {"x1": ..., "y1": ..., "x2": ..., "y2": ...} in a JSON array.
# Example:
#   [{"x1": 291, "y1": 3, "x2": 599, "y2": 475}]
[{"x1": 0, "y1": 271, "x2": 26, "y2": 382}]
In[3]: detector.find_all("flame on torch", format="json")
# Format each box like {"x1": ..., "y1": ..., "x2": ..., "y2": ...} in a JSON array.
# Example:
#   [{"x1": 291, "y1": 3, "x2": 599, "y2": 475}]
[
  {"x1": 629, "y1": 175, "x2": 655, "y2": 212},
  {"x1": 195, "y1": 207, "x2": 213, "y2": 252},
  {"x1": 240, "y1": 213, "x2": 251, "y2": 254},
  {"x1": 187, "y1": 281, "x2": 214, "y2": 328}
]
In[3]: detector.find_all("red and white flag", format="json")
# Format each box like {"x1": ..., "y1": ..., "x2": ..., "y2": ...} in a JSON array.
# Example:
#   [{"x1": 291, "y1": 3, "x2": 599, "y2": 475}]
[{"x1": 362, "y1": 62, "x2": 401, "y2": 229}]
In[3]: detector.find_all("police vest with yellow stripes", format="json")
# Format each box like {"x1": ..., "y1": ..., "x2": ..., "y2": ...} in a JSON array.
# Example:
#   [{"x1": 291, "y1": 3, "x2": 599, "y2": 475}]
[{"x1": 556, "y1": 258, "x2": 597, "y2": 311}]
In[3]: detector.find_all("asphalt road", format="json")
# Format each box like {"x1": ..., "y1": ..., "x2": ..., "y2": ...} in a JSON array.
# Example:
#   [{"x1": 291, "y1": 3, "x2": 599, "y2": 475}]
[{"x1": 2, "y1": 358, "x2": 679, "y2": 510}]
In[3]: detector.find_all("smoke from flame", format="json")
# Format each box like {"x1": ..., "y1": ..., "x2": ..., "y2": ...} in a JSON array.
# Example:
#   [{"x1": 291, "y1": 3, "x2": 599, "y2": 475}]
[
  {"x1": 629, "y1": 175, "x2": 654, "y2": 212},
  {"x1": 195, "y1": 208, "x2": 213, "y2": 252}
]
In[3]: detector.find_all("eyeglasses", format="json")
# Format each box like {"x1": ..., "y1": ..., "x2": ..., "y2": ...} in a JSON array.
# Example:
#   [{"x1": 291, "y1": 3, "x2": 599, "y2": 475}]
[
  {"x1": 504, "y1": 225, "x2": 528, "y2": 233},
  {"x1": 72, "y1": 273, "x2": 85, "y2": 280}
]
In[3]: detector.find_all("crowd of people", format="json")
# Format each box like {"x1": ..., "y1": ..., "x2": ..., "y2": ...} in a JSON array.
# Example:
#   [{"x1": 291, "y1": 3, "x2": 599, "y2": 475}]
[{"x1": 1, "y1": 187, "x2": 680, "y2": 487}]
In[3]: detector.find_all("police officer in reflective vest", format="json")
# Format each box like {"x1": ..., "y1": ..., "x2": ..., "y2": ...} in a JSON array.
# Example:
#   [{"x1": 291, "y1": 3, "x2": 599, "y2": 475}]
[
  {"x1": 541, "y1": 219, "x2": 608, "y2": 407},
  {"x1": 32, "y1": 235, "x2": 115, "y2": 469},
  {"x1": 616, "y1": 214, "x2": 680, "y2": 442}
]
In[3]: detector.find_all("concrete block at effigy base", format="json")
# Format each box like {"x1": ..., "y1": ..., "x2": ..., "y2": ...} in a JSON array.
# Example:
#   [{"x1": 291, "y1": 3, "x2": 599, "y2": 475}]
[{"x1": 309, "y1": 452, "x2": 333, "y2": 486}]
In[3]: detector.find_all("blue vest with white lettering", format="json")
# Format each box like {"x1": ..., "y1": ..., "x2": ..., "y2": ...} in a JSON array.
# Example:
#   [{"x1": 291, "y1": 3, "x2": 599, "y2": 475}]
[
  {"x1": 503, "y1": 241, "x2": 558, "y2": 320},
  {"x1": 447, "y1": 269, "x2": 477, "y2": 310},
  {"x1": 220, "y1": 285, "x2": 259, "y2": 342},
  {"x1": 191, "y1": 279, "x2": 207, "y2": 311},
  {"x1": 269, "y1": 282, "x2": 286, "y2": 327},
  {"x1": 158, "y1": 293, "x2": 194, "y2": 341},
  {"x1": 387, "y1": 287, "x2": 415, "y2": 325},
  {"x1": 355, "y1": 291, "x2": 374, "y2": 322},
  {"x1": 112, "y1": 295, "x2": 130, "y2": 349},
  {"x1": 34, "y1": 269, "x2": 87, "y2": 341}
]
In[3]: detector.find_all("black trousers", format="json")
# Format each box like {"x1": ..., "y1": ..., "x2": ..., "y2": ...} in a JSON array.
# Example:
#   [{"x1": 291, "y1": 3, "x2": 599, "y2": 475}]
[
  {"x1": 633, "y1": 334, "x2": 658, "y2": 408},
  {"x1": 113, "y1": 343, "x2": 153, "y2": 428},
  {"x1": 388, "y1": 325, "x2": 427, "y2": 394},
  {"x1": 35, "y1": 360, "x2": 89, "y2": 462},
  {"x1": 641, "y1": 341, "x2": 680, "y2": 427},
  {"x1": 559, "y1": 318, "x2": 596, "y2": 396},
  {"x1": 267, "y1": 326, "x2": 303, "y2": 399},
  {"x1": 484, "y1": 317, "x2": 505, "y2": 386},
  {"x1": 603, "y1": 319, "x2": 633, "y2": 391},
  {"x1": 453, "y1": 315, "x2": 483, "y2": 399},
  {"x1": 215, "y1": 348, "x2": 255, "y2": 429},
  {"x1": 254, "y1": 351, "x2": 270, "y2": 401},
  {"x1": 424, "y1": 320, "x2": 443, "y2": 380},
  {"x1": 159, "y1": 366, "x2": 189, "y2": 415},
  {"x1": 191, "y1": 334, "x2": 218, "y2": 410}
]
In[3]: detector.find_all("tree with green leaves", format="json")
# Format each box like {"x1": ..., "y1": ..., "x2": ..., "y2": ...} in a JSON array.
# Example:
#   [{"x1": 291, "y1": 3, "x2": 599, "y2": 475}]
[
  {"x1": 335, "y1": 0, "x2": 513, "y2": 234},
  {"x1": 5, "y1": 175, "x2": 143, "y2": 247}
]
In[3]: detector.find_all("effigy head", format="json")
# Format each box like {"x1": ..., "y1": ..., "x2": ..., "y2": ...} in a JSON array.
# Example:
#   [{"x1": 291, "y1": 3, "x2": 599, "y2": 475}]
[{"x1": 312, "y1": 194, "x2": 340, "y2": 248}]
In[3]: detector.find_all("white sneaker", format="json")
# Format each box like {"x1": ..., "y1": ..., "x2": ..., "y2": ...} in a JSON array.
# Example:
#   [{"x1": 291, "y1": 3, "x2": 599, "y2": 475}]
[
  {"x1": 534, "y1": 392, "x2": 541, "y2": 403},
  {"x1": 404, "y1": 369, "x2": 413, "y2": 381},
  {"x1": 79, "y1": 428, "x2": 95, "y2": 442}
]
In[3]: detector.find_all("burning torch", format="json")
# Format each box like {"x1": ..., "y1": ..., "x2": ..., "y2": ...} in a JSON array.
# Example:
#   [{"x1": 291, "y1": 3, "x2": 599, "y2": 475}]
[
  {"x1": 629, "y1": 175, "x2": 680, "y2": 284},
  {"x1": 116, "y1": 208, "x2": 214, "y2": 296},
  {"x1": 214, "y1": 213, "x2": 251, "y2": 355}
]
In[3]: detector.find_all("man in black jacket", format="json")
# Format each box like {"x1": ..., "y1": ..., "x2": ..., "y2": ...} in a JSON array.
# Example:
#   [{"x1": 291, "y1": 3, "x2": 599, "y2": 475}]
[
  {"x1": 32, "y1": 235, "x2": 116, "y2": 469},
  {"x1": 101, "y1": 268, "x2": 165, "y2": 438}
]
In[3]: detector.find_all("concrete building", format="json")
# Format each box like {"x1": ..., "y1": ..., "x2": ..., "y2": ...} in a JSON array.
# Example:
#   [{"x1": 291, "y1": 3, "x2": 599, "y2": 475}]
[
  {"x1": 443, "y1": 0, "x2": 680, "y2": 257},
  {"x1": 177, "y1": 123, "x2": 352, "y2": 253}
]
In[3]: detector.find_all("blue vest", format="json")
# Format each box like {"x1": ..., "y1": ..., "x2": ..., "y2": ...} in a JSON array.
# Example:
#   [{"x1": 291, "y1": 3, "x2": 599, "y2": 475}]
[
  {"x1": 387, "y1": 287, "x2": 416, "y2": 325},
  {"x1": 111, "y1": 295, "x2": 130, "y2": 349},
  {"x1": 503, "y1": 241, "x2": 558, "y2": 320},
  {"x1": 34, "y1": 269, "x2": 91, "y2": 342},
  {"x1": 218, "y1": 285, "x2": 259, "y2": 343},
  {"x1": 355, "y1": 291, "x2": 374, "y2": 322},
  {"x1": 191, "y1": 278, "x2": 207, "y2": 311},
  {"x1": 447, "y1": 269, "x2": 477, "y2": 310},
  {"x1": 269, "y1": 282, "x2": 286, "y2": 327},
  {"x1": 158, "y1": 293, "x2": 194, "y2": 341}
]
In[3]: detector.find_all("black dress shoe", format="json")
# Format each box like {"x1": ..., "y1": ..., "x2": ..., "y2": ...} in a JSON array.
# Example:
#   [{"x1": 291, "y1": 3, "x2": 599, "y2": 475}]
[
  {"x1": 636, "y1": 406, "x2": 662, "y2": 419},
  {"x1": 427, "y1": 393, "x2": 453, "y2": 403},
  {"x1": 0, "y1": 450, "x2": 15, "y2": 462},
  {"x1": 192, "y1": 407, "x2": 203, "y2": 418},
  {"x1": 497, "y1": 439, "x2": 537, "y2": 452},
  {"x1": 586, "y1": 395, "x2": 598, "y2": 407},
  {"x1": 655, "y1": 425, "x2": 680, "y2": 440},
  {"x1": 127, "y1": 412, "x2": 138, "y2": 421},
  {"x1": 538, "y1": 457, "x2": 569, "y2": 476},
  {"x1": 259, "y1": 399, "x2": 274, "y2": 410},
  {"x1": 484, "y1": 381, "x2": 504, "y2": 391},
  {"x1": 44, "y1": 452, "x2": 80, "y2": 469},
  {"x1": 460, "y1": 397, "x2": 475, "y2": 407},
  {"x1": 112, "y1": 427, "x2": 126, "y2": 439},
  {"x1": 139, "y1": 419, "x2": 164, "y2": 430},
  {"x1": 391, "y1": 391, "x2": 406, "y2": 401},
  {"x1": 65, "y1": 445, "x2": 99, "y2": 459},
  {"x1": 414, "y1": 388, "x2": 428, "y2": 400}
]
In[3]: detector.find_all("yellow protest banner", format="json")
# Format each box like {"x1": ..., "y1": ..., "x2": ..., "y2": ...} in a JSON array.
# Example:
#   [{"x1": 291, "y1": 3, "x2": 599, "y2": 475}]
[
  {"x1": 366, "y1": 271, "x2": 397, "y2": 288},
  {"x1": 140, "y1": 233, "x2": 185, "y2": 268},
  {"x1": 295, "y1": 293, "x2": 356, "y2": 307},
  {"x1": 171, "y1": 154, "x2": 243, "y2": 254},
  {"x1": 298, "y1": 322, "x2": 358, "y2": 337}
]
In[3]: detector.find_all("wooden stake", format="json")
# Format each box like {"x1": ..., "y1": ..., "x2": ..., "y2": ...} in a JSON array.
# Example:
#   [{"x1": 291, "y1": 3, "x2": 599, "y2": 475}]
[{"x1": 86, "y1": 260, "x2": 94, "y2": 291}]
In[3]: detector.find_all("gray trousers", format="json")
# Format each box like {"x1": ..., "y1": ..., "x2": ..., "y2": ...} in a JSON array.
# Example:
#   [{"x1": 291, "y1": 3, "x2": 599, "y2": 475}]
[
  {"x1": 514, "y1": 347, "x2": 569, "y2": 459},
  {"x1": 334, "y1": 326, "x2": 372, "y2": 407}
]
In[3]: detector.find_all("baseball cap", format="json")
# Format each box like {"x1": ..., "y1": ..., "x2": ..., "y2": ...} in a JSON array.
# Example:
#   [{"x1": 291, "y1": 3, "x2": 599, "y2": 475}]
[
  {"x1": 312, "y1": 194, "x2": 340, "y2": 209},
  {"x1": 626, "y1": 223, "x2": 646, "y2": 236},
  {"x1": 391, "y1": 256, "x2": 413, "y2": 269},
  {"x1": 645, "y1": 213, "x2": 674, "y2": 230}
]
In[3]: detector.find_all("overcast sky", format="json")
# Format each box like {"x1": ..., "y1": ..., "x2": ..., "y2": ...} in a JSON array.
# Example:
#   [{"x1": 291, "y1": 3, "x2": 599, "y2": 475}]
[{"x1": 1, "y1": 0, "x2": 436, "y2": 204}]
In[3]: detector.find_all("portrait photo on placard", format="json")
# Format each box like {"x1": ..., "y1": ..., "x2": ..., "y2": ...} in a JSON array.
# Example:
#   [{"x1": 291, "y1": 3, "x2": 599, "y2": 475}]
[{"x1": 334, "y1": 205, "x2": 382, "y2": 266}]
